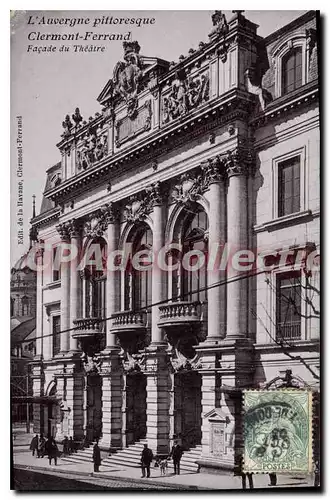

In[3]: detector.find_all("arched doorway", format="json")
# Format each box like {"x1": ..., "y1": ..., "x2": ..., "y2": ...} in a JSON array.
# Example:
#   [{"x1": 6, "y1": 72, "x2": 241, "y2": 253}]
[
  {"x1": 86, "y1": 373, "x2": 102, "y2": 442},
  {"x1": 125, "y1": 372, "x2": 147, "y2": 445},
  {"x1": 166, "y1": 205, "x2": 208, "y2": 449}
]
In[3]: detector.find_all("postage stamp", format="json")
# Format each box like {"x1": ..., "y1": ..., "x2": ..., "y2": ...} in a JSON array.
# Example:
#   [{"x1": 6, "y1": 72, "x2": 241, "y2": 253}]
[{"x1": 243, "y1": 390, "x2": 313, "y2": 474}]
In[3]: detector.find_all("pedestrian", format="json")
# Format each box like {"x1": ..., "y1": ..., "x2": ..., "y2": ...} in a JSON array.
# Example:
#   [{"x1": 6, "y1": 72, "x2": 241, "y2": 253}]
[
  {"x1": 48, "y1": 437, "x2": 58, "y2": 466},
  {"x1": 269, "y1": 473, "x2": 277, "y2": 486},
  {"x1": 93, "y1": 439, "x2": 101, "y2": 473},
  {"x1": 29, "y1": 434, "x2": 39, "y2": 457},
  {"x1": 241, "y1": 472, "x2": 254, "y2": 489},
  {"x1": 68, "y1": 436, "x2": 75, "y2": 454},
  {"x1": 141, "y1": 443, "x2": 153, "y2": 478},
  {"x1": 237, "y1": 454, "x2": 254, "y2": 489},
  {"x1": 62, "y1": 436, "x2": 69, "y2": 455},
  {"x1": 37, "y1": 434, "x2": 46, "y2": 458},
  {"x1": 170, "y1": 440, "x2": 183, "y2": 475}
]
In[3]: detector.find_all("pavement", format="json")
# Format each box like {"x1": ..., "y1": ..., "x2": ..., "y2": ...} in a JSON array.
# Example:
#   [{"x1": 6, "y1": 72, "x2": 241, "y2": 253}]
[{"x1": 13, "y1": 433, "x2": 316, "y2": 491}]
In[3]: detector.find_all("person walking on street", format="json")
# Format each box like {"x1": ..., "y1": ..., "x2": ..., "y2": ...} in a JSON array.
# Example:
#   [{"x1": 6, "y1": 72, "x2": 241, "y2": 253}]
[
  {"x1": 68, "y1": 436, "x2": 75, "y2": 454},
  {"x1": 37, "y1": 434, "x2": 46, "y2": 458},
  {"x1": 30, "y1": 435, "x2": 39, "y2": 457},
  {"x1": 48, "y1": 437, "x2": 58, "y2": 466},
  {"x1": 170, "y1": 441, "x2": 183, "y2": 475},
  {"x1": 141, "y1": 444, "x2": 153, "y2": 478},
  {"x1": 62, "y1": 436, "x2": 69, "y2": 455},
  {"x1": 93, "y1": 440, "x2": 101, "y2": 472},
  {"x1": 241, "y1": 472, "x2": 254, "y2": 489}
]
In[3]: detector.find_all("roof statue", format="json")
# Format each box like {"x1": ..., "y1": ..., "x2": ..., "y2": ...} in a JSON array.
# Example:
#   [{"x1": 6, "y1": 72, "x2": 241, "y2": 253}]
[{"x1": 113, "y1": 41, "x2": 143, "y2": 119}]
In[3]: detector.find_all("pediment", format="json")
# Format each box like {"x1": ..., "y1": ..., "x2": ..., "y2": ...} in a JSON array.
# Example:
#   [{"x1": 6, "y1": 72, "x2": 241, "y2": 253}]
[
  {"x1": 97, "y1": 42, "x2": 169, "y2": 106},
  {"x1": 204, "y1": 408, "x2": 228, "y2": 422}
]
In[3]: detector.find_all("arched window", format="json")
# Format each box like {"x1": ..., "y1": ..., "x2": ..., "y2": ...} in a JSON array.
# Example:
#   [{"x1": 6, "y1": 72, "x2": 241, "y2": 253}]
[
  {"x1": 125, "y1": 225, "x2": 152, "y2": 311},
  {"x1": 281, "y1": 46, "x2": 303, "y2": 95},
  {"x1": 172, "y1": 208, "x2": 208, "y2": 303},
  {"x1": 83, "y1": 237, "x2": 107, "y2": 321}
]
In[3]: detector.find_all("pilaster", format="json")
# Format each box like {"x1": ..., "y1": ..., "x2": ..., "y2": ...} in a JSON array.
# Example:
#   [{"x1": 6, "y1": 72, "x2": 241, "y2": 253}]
[
  {"x1": 105, "y1": 203, "x2": 120, "y2": 350},
  {"x1": 145, "y1": 345, "x2": 171, "y2": 455},
  {"x1": 56, "y1": 223, "x2": 71, "y2": 353},
  {"x1": 68, "y1": 219, "x2": 81, "y2": 353},
  {"x1": 204, "y1": 157, "x2": 227, "y2": 342},
  {"x1": 150, "y1": 184, "x2": 167, "y2": 346},
  {"x1": 99, "y1": 353, "x2": 124, "y2": 452}
]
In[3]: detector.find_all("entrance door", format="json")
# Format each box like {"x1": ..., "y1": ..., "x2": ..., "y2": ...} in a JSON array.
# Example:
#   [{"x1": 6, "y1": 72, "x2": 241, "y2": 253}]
[
  {"x1": 86, "y1": 374, "x2": 102, "y2": 442},
  {"x1": 174, "y1": 371, "x2": 202, "y2": 449},
  {"x1": 126, "y1": 373, "x2": 147, "y2": 445}
]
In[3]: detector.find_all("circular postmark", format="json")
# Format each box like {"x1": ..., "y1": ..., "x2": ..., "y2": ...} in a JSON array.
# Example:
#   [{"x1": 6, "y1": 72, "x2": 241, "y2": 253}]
[{"x1": 244, "y1": 392, "x2": 309, "y2": 470}]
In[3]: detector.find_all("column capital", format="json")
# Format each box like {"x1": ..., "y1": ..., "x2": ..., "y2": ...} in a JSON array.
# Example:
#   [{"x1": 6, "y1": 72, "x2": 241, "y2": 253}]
[
  {"x1": 148, "y1": 181, "x2": 167, "y2": 207},
  {"x1": 104, "y1": 201, "x2": 120, "y2": 225},
  {"x1": 67, "y1": 218, "x2": 82, "y2": 239},
  {"x1": 203, "y1": 155, "x2": 227, "y2": 185},
  {"x1": 225, "y1": 148, "x2": 253, "y2": 178},
  {"x1": 56, "y1": 222, "x2": 71, "y2": 241}
]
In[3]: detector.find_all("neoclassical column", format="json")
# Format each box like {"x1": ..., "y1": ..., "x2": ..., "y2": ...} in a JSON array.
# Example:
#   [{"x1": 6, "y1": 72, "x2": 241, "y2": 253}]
[
  {"x1": 205, "y1": 157, "x2": 227, "y2": 341},
  {"x1": 67, "y1": 219, "x2": 81, "y2": 352},
  {"x1": 225, "y1": 149, "x2": 249, "y2": 339},
  {"x1": 105, "y1": 203, "x2": 120, "y2": 349},
  {"x1": 150, "y1": 183, "x2": 167, "y2": 345},
  {"x1": 56, "y1": 222, "x2": 71, "y2": 353}
]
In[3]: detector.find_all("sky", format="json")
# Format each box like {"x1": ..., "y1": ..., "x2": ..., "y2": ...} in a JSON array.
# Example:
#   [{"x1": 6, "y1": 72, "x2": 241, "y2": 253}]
[{"x1": 10, "y1": 9, "x2": 307, "y2": 265}]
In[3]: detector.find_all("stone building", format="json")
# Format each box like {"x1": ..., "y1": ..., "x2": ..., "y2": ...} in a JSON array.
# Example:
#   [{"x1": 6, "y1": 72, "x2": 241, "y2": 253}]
[
  {"x1": 11, "y1": 247, "x2": 37, "y2": 423},
  {"x1": 30, "y1": 10, "x2": 320, "y2": 472}
]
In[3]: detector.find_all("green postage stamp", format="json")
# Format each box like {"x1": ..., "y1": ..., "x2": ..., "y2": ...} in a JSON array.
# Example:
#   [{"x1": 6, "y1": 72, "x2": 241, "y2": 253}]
[{"x1": 243, "y1": 390, "x2": 313, "y2": 474}]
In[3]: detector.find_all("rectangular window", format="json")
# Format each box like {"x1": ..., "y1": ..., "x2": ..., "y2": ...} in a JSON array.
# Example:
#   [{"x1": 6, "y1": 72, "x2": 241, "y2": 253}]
[
  {"x1": 52, "y1": 315, "x2": 61, "y2": 356},
  {"x1": 276, "y1": 271, "x2": 301, "y2": 341},
  {"x1": 52, "y1": 247, "x2": 61, "y2": 282},
  {"x1": 278, "y1": 156, "x2": 300, "y2": 217}
]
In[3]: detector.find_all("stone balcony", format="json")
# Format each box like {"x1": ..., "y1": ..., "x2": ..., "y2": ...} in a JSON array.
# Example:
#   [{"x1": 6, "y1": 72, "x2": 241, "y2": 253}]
[
  {"x1": 158, "y1": 301, "x2": 202, "y2": 330},
  {"x1": 72, "y1": 317, "x2": 103, "y2": 340},
  {"x1": 111, "y1": 311, "x2": 147, "y2": 336}
]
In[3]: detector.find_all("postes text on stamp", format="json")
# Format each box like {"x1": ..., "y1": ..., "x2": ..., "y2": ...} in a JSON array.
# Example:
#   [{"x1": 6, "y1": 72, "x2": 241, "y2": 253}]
[{"x1": 243, "y1": 390, "x2": 313, "y2": 474}]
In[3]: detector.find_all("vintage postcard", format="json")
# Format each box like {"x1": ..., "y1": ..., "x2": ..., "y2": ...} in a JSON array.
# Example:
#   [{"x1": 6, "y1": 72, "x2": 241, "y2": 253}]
[{"x1": 10, "y1": 9, "x2": 320, "y2": 491}]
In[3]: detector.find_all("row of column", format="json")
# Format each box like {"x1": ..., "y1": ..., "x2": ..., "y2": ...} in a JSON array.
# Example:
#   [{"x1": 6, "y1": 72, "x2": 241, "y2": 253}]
[{"x1": 56, "y1": 153, "x2": 249, "y2": 352}]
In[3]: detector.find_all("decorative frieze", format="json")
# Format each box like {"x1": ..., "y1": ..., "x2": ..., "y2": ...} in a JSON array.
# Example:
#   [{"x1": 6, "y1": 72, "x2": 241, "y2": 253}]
[
  {"x1": 162, "y1": 72, "x2": 209, "y2": 124},
  {"x1": 76, "y1": 129, "x2": 108, "y2": 170}
]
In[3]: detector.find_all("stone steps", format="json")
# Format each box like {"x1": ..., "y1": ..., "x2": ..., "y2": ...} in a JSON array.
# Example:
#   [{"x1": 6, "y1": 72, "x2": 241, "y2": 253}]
[
  {"x1": 103, "y1": 441, "x2": 202, "y2": 474},
  {"x1": 62, "y1": 440, "x2": 202, "y2": 474},
  {"x1": 102, "y1": 439, "x2": 147, "y2": 469}
]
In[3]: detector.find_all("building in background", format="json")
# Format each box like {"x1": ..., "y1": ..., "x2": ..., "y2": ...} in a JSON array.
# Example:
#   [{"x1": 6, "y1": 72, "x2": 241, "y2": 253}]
[
  {"x1": 29, "y1": 10, "x2": 320, "y2": 473},
  {"x1": 11, "y1": 247, "x2": 37, "y2": 425}
]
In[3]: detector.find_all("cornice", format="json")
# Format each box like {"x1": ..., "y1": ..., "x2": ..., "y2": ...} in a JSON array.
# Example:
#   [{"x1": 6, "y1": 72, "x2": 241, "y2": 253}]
[
  {"x1": 250, "y1": 81, "x2": 319, "y2": 128},
  {"x1": 44, "y1": 90, "x2": 253, "y2": 205},
  {"x1": 30, "y1": 207, "x2": 61, "y2": 229}
]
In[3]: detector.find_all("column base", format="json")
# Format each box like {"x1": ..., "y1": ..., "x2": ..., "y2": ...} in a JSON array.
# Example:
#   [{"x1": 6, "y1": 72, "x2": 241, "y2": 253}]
[{"x1": 196, "y1": 457, "x2": 236, "y2": 474}]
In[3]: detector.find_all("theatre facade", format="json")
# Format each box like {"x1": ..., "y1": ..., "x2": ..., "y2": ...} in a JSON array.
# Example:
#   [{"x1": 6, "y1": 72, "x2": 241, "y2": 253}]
[{"x1": 30, "y1": 10, "x2": 320, "y2": 472}]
